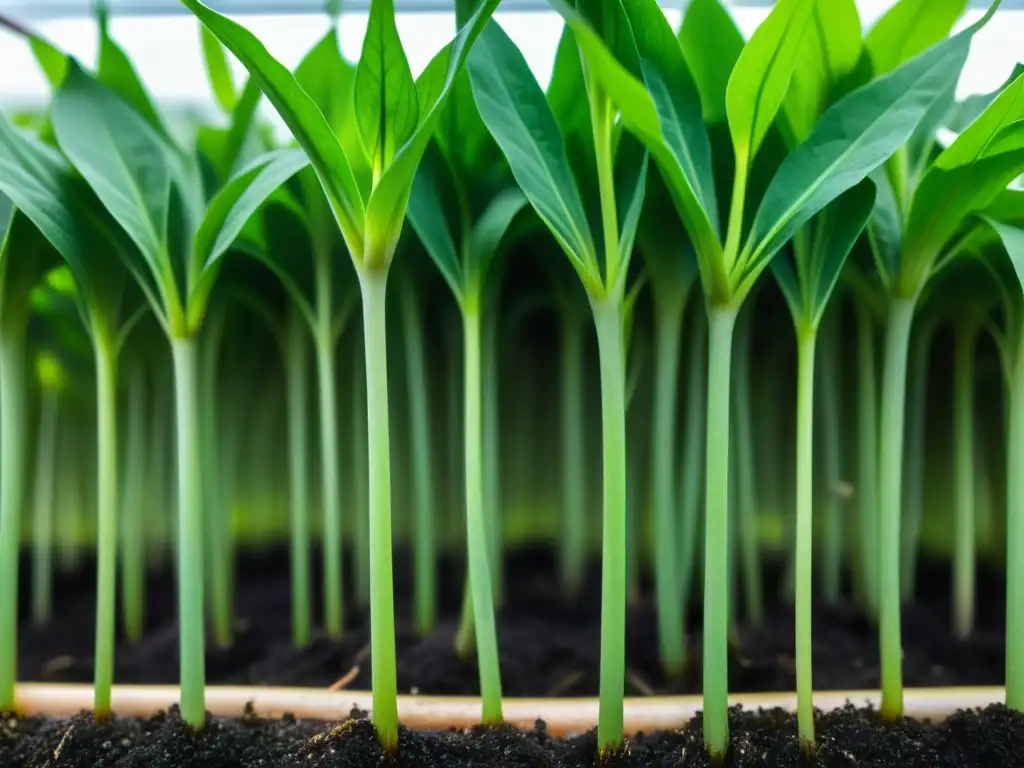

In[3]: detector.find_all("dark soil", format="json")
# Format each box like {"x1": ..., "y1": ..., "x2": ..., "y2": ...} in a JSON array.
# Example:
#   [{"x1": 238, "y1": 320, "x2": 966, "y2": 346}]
[
  {"x1": 17, "y1": 547, "x2": 1006, "y2": 697},
  {"x1": 3, "y1": 705, "x2": 1024, "y2": 767}
]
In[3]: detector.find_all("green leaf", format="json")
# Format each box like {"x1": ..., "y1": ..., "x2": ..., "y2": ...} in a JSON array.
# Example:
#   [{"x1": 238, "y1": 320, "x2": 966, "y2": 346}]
[
  {"x1": 743, "y1": 22, "x2": 978, "y2": 285},
  {"x1": 30, "y1": 35, "x2": 68, "y2": 89},
  {"x1": 678, "y1": 0, "x2": 744, "y2": 126},
  {"x1": 865, "y1": 0, "x2": 968, "y2": 75},
  {"x1": 773, "y1": 179, "x2": 875, "y2": 328},
  {"x1": 546, "y1": 0, "x2": 721, "y2": 276},
  {"x1": 946, "y1": 63, "x2": 1024, "y2": 134},
  {"x1": 294, "y1": 29, "x2": 370, "y2": 200},
  {"x1": 354, "y1": 0, "x2": 419, "y2": 171},
  {"x1": 547, "y1": 25, "x2": 591, "y2": 142},
  {"x1": 351, "y1": 0, "x2": 502, "y2": 265},
  {"x1": 985, "y1": 217, "x2": 1024, "y2": 296},
  {"x1": 0, "y1": 206, "x2": 59, "y2": 326},
  {"x1": 467, "y1": 187, "x2": 527, "y2": 292},
  {"x1": 51, "y1": 62, "x2": 171, "y2": 276},
  {"x1": 97, "y1": 22, "x2": 171, "y2": 141},
  {"x1": 782, "y1": 0, "x2": 862, "y2": 144},
  {"x1": 437, "y1": 70, "x2": 493, "y2": 180},
  {"x1": 180, "y1": 0, "x2": 366, "y2": 255},
  {"x1": 465, "y1": 21, "x2": 596, "y2": 282},
  {"x1": 725, "y1": 0, "x2": 815, "y2": 167},
  {"x1": 935, "y1": 72, "x2": 1024, "y2": 170},
  {"x1": 407, "y1": 144, "x2": 461, "y2": 299},
  {"x1": 614, "y1": 132, "x2": 648, "y2": 273},
  {"x1": 201, "y1": 25, "x2": 238, "y2": 113}
]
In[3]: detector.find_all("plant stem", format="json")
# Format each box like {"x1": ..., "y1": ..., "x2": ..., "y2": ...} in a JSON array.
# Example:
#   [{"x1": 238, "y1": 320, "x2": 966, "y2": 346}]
[
  {"x1": 795, "y1": 326, "x2": 817, "y2": 751},
  {"x1": 315, "y1": 317, "x2": 344, "y2": 637},
  {"x1": 464, "y1": 304, "x2": 504, "y2": 724},
  {"x1": 592, "y1": 298, "x2": 628, "y2": 753},
  {"x1": 0, "y1": 330, "x2": 26, "y2": 713},
  {"x1": 483, "y1": 309, "x2": 503, "y2": 608},
  {"x1": 855, "y1": 301, "x2": 879, "y2": 618},
  {"x1": 31, "y1": 388, "x2": 59, "y2": 627},
  {"x1": 817, "y1": 310, "x2": 843, "y2": 606},
  {"x1": 733, "y1": 306, "x2": 762, "y2": 627},
  {"x1": 93, "y1": 334, "x2": 119, "y2": 718},
  {"x1": 121, "y1": 366, "x2": 146, "y2": 642},
  {"x1": 352, "y1": 341, "x2": 371, "y2": 609},
  {"x1": 953, "y1": 320, "x2": 979, "y2": 640},
  {"x1": 679, "y1": 307, "x2": 706, "y2": 615},
  {"x1": 703, "y1": 303, "x2": 739, "y2": 758},
  {"x1": 358, "y1": 268, "x2": 398, "y2": 751},
  {"x1": 651, "y1": 298, "x2": 685, "y2": 677},
  {"x1": 172, "y1": 335, "x2": 205, "y2": 728},
  {"x1": 561, "y1": 315, "x2": 587, "y2": 597},
  {"x1": 202, "y1": 315, "x2": 231, "y2": 648},
  {"x1": 285, "y1": 309, "x2": 312, "y2": 648},
  {"x1": 1006, "y1": 327, "x2": 1024, "y2": 710},
  {"x1": 878, "y1": 295, "x2": 917, "y2": 721},
  {"x1": 400, "y1": 278, "x2": 436, "y2": 635}
]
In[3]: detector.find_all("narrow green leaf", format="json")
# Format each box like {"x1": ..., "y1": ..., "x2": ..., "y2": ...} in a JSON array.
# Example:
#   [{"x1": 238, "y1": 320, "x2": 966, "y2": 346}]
[
  {"x1": 985, "y1": 217, "x2": 1024, "y2": 295},
  {"x1": 352, "y1": 0, "x2": 502, "y2": 265},
  {"x1": 946, "y1": 63, "x2": 1024, "y2": 134},
  {"x1": 782, "y1": 0, "x2": 862, "y2": 144},
  {"x1": 179, "y1": 0, "x2": 366, "y2": 254},
  {"x1": 865, "y1": 0, "x2": 968, "y2": 75},
  {"x1": 547, "y1": 25, "x2": 591, "y2": 142},
  {"x1": 97, "y1": 22, "x2": 171, "y2": 141},
  {"x1": 354, "y1": 0, "x2": 419, "y2": 171},
  {"x1": 726, "y1": 0, "x2": 815, "y2": 166},
  {"x1": 614, "y1": 133, "x2": 648, "y2": 271},
  {"x1": 51, "y1": 62, "x2": 171, "y2": 273},
  {"x1": 744, "y1": 23, "x2": 978, "y2": 280},
  {"x1": 407, "y1": 144, "x2": 461, "y2": 299},
  {"x1": 546, "y1": 0, "x2": 721, "y2": 273},
  {"x1": 935, "y1": 72, "x2": 1024, "y2": 170},
  {"x1": 30, "y1": 36, "x2": 68, "y2": 88},
  {"x1": 467, "y1": 187, "x2": 527, "y2": 289},
  {"x1": 465, "y1": 21, "x2": 595, "y2": 279},
  {"x1": 678, "y1": 0, "x2": 744, "y2": 126},
  {"x1": 201, "y1": 25, "x2": 238, "y2": 113}
]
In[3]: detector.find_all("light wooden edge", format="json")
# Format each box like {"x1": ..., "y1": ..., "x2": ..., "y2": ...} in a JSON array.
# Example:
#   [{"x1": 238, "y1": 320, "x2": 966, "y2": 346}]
[{"x1": 10, "y1": 685, "x2": 1007, "y2": 736}]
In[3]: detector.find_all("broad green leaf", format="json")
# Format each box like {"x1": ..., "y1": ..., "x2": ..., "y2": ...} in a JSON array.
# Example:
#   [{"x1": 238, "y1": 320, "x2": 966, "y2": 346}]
[
  {"x1": 545, "y1": 0, "x2": 721, "y2": 277},
  {"x1": 782, "y1": 0, "x2": 862, "y2": 144},
  {"x1": 51, "y1": 62, "x2": 171, "y2": 273},
  {"x1": 678, "y1": 0, "x2": 744, "y2": 126},
  {"x1": 946, "y1": 63, "x2": 1024, "y2": 134},
  {"x1": 345, "y1": 0, "x2": 502, "y2": 265},
  {"x1": 201, "y1": 25, "x2": 237, "y2": 113},
  {"x1": 97, "y1": 22, "x2": 170, "y2": 141},
  {"x1": 865, "y1": 0, "x2": 968, "y2": 75},
  {"x1": 935, "y1": 72, "x2": 1024, "y2": 170},
  {"x1": 725, "y1": 0, "x2": 815, "y2": 168},
  {"x1": 407, "y1": 144, "x2": 461, "y2": 299},
  {"x1": 30, "y1": 36, "x2": 68, "y2": 88},
  {"x1": 220, "y1": 77, "x2": 265, "y2": 180},
  {"x1": 574, "y1": 0, "x2": 642, "y2": 81},
  {"x1": 465, "y1": 21, "x2": 595, "y2": 282},
  {"x1": 743, "y1": 22, "x2": 979, "y2": 282},
  {"x1": 985, "y1": 217, "x2": 1024, "y2": 295},
  {"x1": 547, "y1": 25, "x2": 591, "y2": 142},
  {"x1": 180, "y1": 0, "x2": 366, "y2": 255},
  {"x1": 773, "y1": 179, "x2": 875, "y2": 328},
  {"x1": 354, "y1": 0, "x2": 419, "y2": 171}
]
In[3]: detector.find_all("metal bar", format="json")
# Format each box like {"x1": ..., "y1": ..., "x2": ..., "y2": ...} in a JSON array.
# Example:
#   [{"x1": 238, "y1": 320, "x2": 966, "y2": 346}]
[{"x1": 1, "y1": 0, "x2": 1020, "y2": 19}]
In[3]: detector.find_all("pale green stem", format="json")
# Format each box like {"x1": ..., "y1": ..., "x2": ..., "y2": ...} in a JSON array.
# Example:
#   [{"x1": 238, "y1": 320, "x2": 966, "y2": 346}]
[
  {"x1": 878, "y1": 296, "x2": 917, "y2": 721},
  {"x1": 464, "y1": 304, "x2": 504, "y2": 724},
  {"x1": 855, "y1": 301, "x2": 879, "y2": 617},
  {"x1": 482, "y1": 309, "x2": 503, "y2": 607},
  {"x1": 651, "y1": 298, "x2": 685, "y2": 677},
  {"x1": 1006, "y1": 327, "x2": 1024, "y2": 710},
  {"x1": 703, "y1": 303, "x2": 739, "y2": 758},
  {"x1": 286, "y1": 310, "x2": 312, "y2": 648},
  {"x1": 353, "y1": 342, "x2": 370, "y2": 610},
  {"x1": 316, "y1": 319, "x2": 344, "y2": 637},
  {"x1": 561, "y1": 315, "x2": 587, "y2": 597},
  {"x1": 817, "y1": 312, "x2": 843, "y2": 605},
  {"x1": 359, "y1": 268, "x2": 398, "y2": 751},
  {"x1": 31, "y1": 389, "x2": 59, "y2": 627},
  {"x1": 0, "y1": 329, "x2": 27, "y2": 712},
  {"x1": 795, "y1": 327, "x2": 817, "y2": 751},
  {"x1": 172, "y1": 335, "x2": 205, "y2": 727},
  {"x1": 593, "y1": 298, "x2": 628, "y2": 753},
  {"x1": 121, "y1": 367, "x2": 146, "y2": 641},
  {"x1": 678, "y1": 308, "x2": 706, "y2": 615},
  {"x1": 400, "y1": 279, "x2": 436, "y2": 634},
  {"x1": 953, "y1": 321, "x2": 979, "y2": 640},
  {"x1": 733, "y1": 307, "x2": 762, "y2": 626},
  {"x1": 93, "y1": 334, "x2": 119, "y2": 718}
]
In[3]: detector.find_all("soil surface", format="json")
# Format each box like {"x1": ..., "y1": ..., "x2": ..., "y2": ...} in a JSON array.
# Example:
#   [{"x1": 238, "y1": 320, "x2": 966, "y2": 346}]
[
  {"x1": 16, "y1": 547, "x2": 1007, "y2": 696},
  {"x1": 2, "y1": 705, "x2": 1024, "y2": 767}
]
